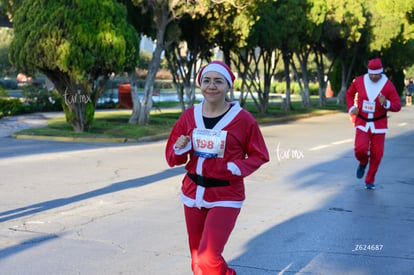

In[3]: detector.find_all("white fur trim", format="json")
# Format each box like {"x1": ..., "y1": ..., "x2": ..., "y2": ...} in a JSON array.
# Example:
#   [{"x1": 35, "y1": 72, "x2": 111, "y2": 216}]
[
  {"x1": 368, "y1": 68, "x2": 383, "y2": 74},
  {"x1": 181, "y1": 191, "x2": 244, "y2": 209},
  {"x1": 173, "y1": 142, "x2": 192, "y2": 155},
  {"x1": 363, "y1": 74, "x2": 387, "y2": 102},
  {"x1": 195, "y1": 186, "x2": 205, "y2": 209},
  {"x1": 201, "y1": 63, "x2": 233, "y2": 87},
  {"x1": 227, "y1": 162, "x2": 241, "y2": 176}
]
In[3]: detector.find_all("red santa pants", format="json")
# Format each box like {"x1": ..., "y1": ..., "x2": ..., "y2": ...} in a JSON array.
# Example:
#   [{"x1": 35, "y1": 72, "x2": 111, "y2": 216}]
[
  {"x1": 354, "y1": 128, "x2": 385, "y2": 184},
  {"x1": 184, "y1": 205, "x2": 240, "y2": 275}
]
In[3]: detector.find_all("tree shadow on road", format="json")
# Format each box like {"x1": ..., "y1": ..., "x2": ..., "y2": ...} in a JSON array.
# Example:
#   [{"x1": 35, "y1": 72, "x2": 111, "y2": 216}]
[
  {"x1": 0, "y1": 166, "x2": 185, "y2": 223},
  {"x1": 0, "y1": 137, "x2": 138, "y2": 159},
  {"x1": 0, "y1": 165, "x2": 185, "y2": 260}
]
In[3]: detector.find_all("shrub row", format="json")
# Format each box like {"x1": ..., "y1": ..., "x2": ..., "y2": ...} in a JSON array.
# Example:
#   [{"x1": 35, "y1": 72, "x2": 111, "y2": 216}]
[
  {"x1": 105, "y1": 79, "x2": 318, "y2": 94},
  {"x1": 104, "y1": 79, "x2": 175, "y2": 90},
  {"x1": 233, "y1": 79, "x2": 320, "y2": 95},
  {"x1": 0, "y1": 97, "x2": 25, "y2": 118},
  {"x1": 0, "y1": 84, "x2": 64, "y2": 118},
  {"x1": 0, "y1": 78, "x2": 321, "y2": 119},
  {"x1": 22, "y1": 85, "x2": 63, "y2": 112}
]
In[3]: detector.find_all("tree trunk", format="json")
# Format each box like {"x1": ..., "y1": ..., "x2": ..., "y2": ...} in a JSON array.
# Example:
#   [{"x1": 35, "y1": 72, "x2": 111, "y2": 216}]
[
  {"x1": 315, "y1": 63, "x2": 327, "y2": 107},
  {"x1": 184, "y1": 84, "x2": 194, "y2": 108},
  {"x1": 302, "y1": 81, "x2": 312, "y2": 107},
  {"x1": 178, "y1": 84, "x2": 185, "y2": 112},
  {"x1": 138, "y1": 52, "x2": 159, "y2": 124},
  {"x1": 337, "y1": 53, "x2": 358, "y2": 105},
  {"x1": 313, "y1": 50, "x2": 333, "y2": 107},
  {"x1": 232, "y1": 49, "x2": 250, "y2": 106},
  {"x1": 296, "y1": 52, "x2": 312, "y2": 108},
  {"x1": 336, "y1": 62, "x2": 347, "y2": 104},
  {"x1": 129, "y1": 83, "x2": 141, "y2": 124},
  {"x1": 44, "y1": 71, "x2": 94, "y2": 132},
  {"x1": 62, "y1": 85, "x2": 95, "y2": 132},
  {"x1": 137, "y1": 6, "x2": 169, "y2": 125},
  {"x1": 282, "y1": 51, "x2": 292, "y2": 111},
  {"x1": 64, "y1": 102, "x2": 87, "y2": 132},
  {"x1": 258, "y1": 48, "x2": 277, "y2": 114},
  {"x1": 318, "y1": 79, "x2": 327, "y2": 107}
]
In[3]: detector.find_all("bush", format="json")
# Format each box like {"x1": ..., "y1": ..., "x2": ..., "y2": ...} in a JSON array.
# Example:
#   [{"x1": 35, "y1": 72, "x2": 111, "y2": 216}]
[
  {"x1": 233, "y1": 79, "x2": 243, "y2": 91},
  {"x1": 0, "y1": 97, "x2": 25, "y2": 117},
  {"x1": 135, "y1": 68, "x2": 173, "y2": 80},
  {"x1": 134, "y1": 79, "x2": 174, "y2": 90},
  {"x1": 234, "y1": 80, "x2": 320, "y2": 96},
  {"x1": 22, "y1": 85, "x2": 63, "y2": 112},
  {"x1": 271, "y1": 82, "x2": 301, "y2": 94},
  {"x1": 309, "y1": 83, "x2": 319, "y2": 96},
  {"x1": 0, "y1": 85, "x2": 8, "y2": 97},
  {"x1": 138, "y1": 51, "x2": 152, "y2": 69}
]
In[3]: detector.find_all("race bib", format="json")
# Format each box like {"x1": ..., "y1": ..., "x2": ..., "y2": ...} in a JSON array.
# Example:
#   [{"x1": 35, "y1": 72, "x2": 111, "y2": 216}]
[
  {"x1": 192, "y1": 128, "x2": 227, "y2": 158},
  {"x1": 362, "y1": 100, "x2": 375, "y2": 113}
]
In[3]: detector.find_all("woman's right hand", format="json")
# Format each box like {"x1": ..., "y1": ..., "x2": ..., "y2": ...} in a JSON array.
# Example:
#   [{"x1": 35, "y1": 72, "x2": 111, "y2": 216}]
[
  {"x1": 175, "y1": 135, "x2": 191, "y2": 149},
  {"x1": 350, "y1": 107, "x2": 359, "y2": 115}
]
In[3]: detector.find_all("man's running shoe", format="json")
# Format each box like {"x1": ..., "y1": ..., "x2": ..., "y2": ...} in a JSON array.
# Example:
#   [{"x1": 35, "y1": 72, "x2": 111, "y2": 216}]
[
  {"x1": 356, "y1": 164, "x2": 367, "y2": 179},
  {"x1": 365, "y1": 183, "x2": 375, "y2": 190}
]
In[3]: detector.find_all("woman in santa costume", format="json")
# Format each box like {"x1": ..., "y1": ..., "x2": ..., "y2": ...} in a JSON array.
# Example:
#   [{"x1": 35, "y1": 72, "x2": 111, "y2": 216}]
[
  {"x1": 346, "y1": 58, "x2": 401, "y2": 189},
  {"x1": 165, "y1": 60, "x2": 269, "y2": 274}
]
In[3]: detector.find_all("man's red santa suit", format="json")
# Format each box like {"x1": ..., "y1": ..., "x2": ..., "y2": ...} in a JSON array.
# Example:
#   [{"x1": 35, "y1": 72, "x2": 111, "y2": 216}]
[{"x1": 346, "y1": 58, "x2": 401, "y2": 188}]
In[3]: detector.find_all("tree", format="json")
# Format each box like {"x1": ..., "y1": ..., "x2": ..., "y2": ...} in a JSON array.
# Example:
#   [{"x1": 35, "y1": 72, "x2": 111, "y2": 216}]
[
  {"x1": 369, "y1": 0, "x2": 414, "y2": 93},
  {"x1": 304, "y1": 0, "x2": 336, "y2": 107},
  {"x1": 271, "y1": 0, "x2": 305, "y2": 111},
  {"x1": 128, "y1": 0, "x2": 251, "y2": 124},
  {"x1": 9, "y1": 0, "x2": 139, "y2": 132},
  {"x1": 164, "y1": 14, "x2": 213, "y2": 111},
  {"x1": 239, "y1": 0, "x2": 279, "y2": 113},
  {"x1": 288, "y1": 0, "x2": 322, "y2": 108},
  {"x1": 196, "y1": 0, "x2": 258, "y2": 105},
  {"x1": 0, "y1": 27, "x2": 14, "y2": 77},
  {"x1": 311, "y1": 11, "x2": 339, "y2": 106},
  {"x1": 0, "y1": 0, "x2": 20, "y2": 26},
  {"x1": 128, "y1": 0, "x2": 207, "y2": 125},
  {"x1": 203, "y1": 0, "x2": 254, "y2": 65},
  {"x1": 321, "y1": 0, "x2": 370, "y2": 105}
]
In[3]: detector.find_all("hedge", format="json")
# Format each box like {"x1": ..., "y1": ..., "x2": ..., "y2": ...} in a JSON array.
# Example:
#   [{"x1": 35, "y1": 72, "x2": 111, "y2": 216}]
[
  {"x1": 0, "y1": 97, "x2": 25, "y2": 118},
  {"x1": 233, "y1": 79, "x2": 319, "y2": 95}
]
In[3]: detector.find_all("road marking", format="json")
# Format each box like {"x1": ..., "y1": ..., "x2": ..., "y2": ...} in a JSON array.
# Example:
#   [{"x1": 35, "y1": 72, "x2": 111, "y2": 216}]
[
  {"x1": 309, "y1": 144, "x2": 331, "y2": 151},
  {"x1": 332, "y1": 138, "x2": 353, "y2": 145},
  {"x1": 309, "y1": 139, "x2": 353, "y2": 151}
]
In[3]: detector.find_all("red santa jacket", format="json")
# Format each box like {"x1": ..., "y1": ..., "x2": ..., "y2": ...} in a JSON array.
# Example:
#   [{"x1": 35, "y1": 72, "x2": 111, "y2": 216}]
[
  {"x1": 346, "y1": 74, "x2": 401, "y2": 133},
  {"x1": 165, "y1": 101, "x2": 269, "y2": 209}
]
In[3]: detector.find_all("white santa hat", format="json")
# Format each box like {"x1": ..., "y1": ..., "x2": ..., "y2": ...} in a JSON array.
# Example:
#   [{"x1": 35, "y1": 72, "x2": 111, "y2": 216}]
[
  {"x1": 368, "y1": 58, "x2": 383, "y2": 74},
  {"x1": 197, "y1": 60, "x2": 235, "y2": 88}
]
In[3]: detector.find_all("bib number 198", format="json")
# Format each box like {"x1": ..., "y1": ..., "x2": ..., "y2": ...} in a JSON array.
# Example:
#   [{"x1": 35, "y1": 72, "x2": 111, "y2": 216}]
[
  {"x1": 192, "y1": 128, "x2": 227, "y2": 158},
  {"x1": 195, "y1": 139, "x2": 215, "y2": 150}
]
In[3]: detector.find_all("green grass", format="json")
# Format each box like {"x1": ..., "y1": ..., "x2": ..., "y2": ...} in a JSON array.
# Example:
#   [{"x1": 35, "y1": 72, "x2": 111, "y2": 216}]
[
  {"x1": 15, "y1": 98, "x2": 347, "y2": 141},
  {"x1": 247, "y1": 96, "x2": 347, "y2": 123},
  {"x1": 16, "y1": 109, "x2": 181, "y2": 141}
]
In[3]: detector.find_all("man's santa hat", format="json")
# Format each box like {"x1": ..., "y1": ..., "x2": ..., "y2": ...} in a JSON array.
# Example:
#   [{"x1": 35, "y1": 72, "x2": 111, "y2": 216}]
[
  {"x1": 368, "y1": 58, "x2": 383, "y2": 74},
  {"x1": 197, "y1": 60, "x2": 235, "y2": 88}
]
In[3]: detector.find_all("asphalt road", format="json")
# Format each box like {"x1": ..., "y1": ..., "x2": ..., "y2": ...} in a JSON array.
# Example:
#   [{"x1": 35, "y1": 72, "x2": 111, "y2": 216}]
[{"x1": 0, "y1": 106, "x2": 413, "y2": 274}]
